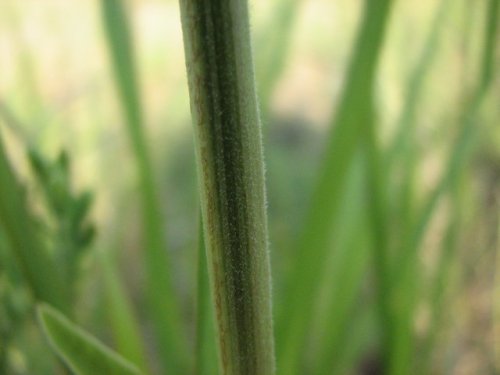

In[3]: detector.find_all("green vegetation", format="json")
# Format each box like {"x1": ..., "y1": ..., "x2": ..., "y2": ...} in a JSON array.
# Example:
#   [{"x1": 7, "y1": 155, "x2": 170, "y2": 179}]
[
  {"x1": 0, "y1": 0, "x2": 498, "y2": 374},
  {"x1": 37, "y1": 304, "x2": 142, "y2": 375}
]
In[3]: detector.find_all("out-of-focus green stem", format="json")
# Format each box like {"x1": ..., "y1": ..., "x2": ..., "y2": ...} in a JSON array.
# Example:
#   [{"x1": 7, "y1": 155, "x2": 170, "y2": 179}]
[
  {"x1": 255, "y1": 0, "x2": 303, "y2": 117},
  {"x1": 275, "y1": 1, "x2": 394, "y2": 373},
  {"x1": 100, "y1": 0, "x2": 188, "y2": 372},
  {"x1": 179, "y1": 1, "x2": 275, "y2": 374},
  {"x1": 99, "y1": 250, "x2": 149, "y2": 373},
  {"x1": 389, "y1": 1, "x2": 499, "y2": 373}
]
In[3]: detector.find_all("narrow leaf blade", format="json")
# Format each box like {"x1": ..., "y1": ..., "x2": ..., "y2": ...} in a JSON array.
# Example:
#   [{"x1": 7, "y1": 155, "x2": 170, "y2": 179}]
[{"x1": 37, "y1": 303, "x2": 142, "y2": 375}]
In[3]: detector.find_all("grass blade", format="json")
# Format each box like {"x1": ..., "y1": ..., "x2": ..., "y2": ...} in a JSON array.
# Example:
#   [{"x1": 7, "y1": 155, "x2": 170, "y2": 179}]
[
  {"x1": 255, "y1": 0, "x2": 303, "y2": 116},
  {"x1": 179, "y1": 1, "x2": 276, "y2": 373},
  {"x1": 308, "y1": 153, "x2": 369, "y2": 374},
  {"x1": 99, "y1": 250, "x2": 149, "y2": 373},
  {"x1": 37, "y1": 303, "x2": 142, "y2": 375},
  {"x1": 494, "y1": 212, "x2": 500, "y2": 372},
  {"x1": 393, "y1": 0, "x2": 500, "y2": 323},
  {"x1": 418, "y1": 189, "x2": 461, "y2": 374},
  {"x1": 389, "y1": 1, "x2": 499, "y2": 372},
  {"x1": 195, "y1": 217, "x2": 218, "y2": 375},
  {"x1": 362, "y1": 101, "x2": 394, "y2": 372},
  {"x1": 384, "y1": 0, "x2": 451, "y2": 170},
  {"x1": 275, "y1": 2, "x2": 394, "y2": 373},
  {"x1": 385, "y1": 0, "x2": 451, "y2": 245},
  {"x1": 100, "y1": 1, "x2": 189, "y2": 372}
]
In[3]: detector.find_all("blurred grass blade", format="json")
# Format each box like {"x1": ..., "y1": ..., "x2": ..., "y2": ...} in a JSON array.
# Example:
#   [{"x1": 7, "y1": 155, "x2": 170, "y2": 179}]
[
  {"x1": 384, "y1": 0, "x2": 451, "y2": 170},
  {"x1": 276, "y1": 2, "x2": 394, "y2": 373},
  {"x1": 385, "y1": 0, "x2": 451, "y2": 239},
  {"x1": 315, "y1": 232, "x2": 370, "y2": 375},
  {"x1": 362, "y1": 101, "x2": 394, "y2": 372},
  {"x1": 37, "y1": 303, "x2": 142, "y2": 375},
  {"x1": 394, "y1": 0, "x2": 499, "y2": 298},
  {"x1": 352, "y1": 2, "x2": 457, "y2": 366},
  {"x1": 418, "y1": 186, "x2": 461, "y2": 374},
  {"x1": 99, "y1": 250, "x2": 149, "y2": 373},
  {"x1": 418, "y1": 2, "x2": 499, "y2": 367},
  {"x1": 308, "y1": 154, "x2": 369, "y2": 374},
  {"x1": 0, "y1": 132, "x2": 69, "y2": 314},
  {"x1": 195, "y1": 217, "x2": 218, "y2": 375},
  {"x1": 255, "y1": 0, "x2": 303, "y2": 116},
  {"x1": 330, "y1": 307, "x2": 378, "y2": 375},
  {"x1": 100, "y1": 0, "x2": 188, "y2": 371},
  {"x1": 389, "y1": 1, "x2": 499, "y2": 373},
  {"x1": 495, "y1": 210, "x2": 500, "y2": 372}
]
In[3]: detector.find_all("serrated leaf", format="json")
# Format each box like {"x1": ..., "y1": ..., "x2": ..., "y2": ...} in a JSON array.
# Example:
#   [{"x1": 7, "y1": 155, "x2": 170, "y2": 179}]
[{"x1": 37, "y1": 303, "x2": 142, "y2": 375}]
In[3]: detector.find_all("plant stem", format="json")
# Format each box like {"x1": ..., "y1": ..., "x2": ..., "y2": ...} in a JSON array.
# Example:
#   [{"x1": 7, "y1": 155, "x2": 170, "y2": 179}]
[
  {"x1": 100, "y1": 1, "x2": 189, "y2": 372},
  {"x1": 195, "y1": 216, "x2": 218, "y2": 375},
  {"x1": 275, "y1": 1, "x2": 393, "y2": 373},
  {"x1": 179, "y1": 1, "x2": 275, "y2": 374},
  {"x1": 389, "y1": 1, "x2": 499, "y2": 372}
]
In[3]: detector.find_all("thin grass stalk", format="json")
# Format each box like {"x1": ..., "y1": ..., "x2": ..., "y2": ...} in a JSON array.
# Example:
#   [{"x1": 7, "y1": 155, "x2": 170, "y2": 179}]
[
  {"x1": 315, "y1": 231, "x2": 370, "y2": 375},
  {"x1": 100, "y1": 1, "x2": 188, "y2": 372},
  {"x1": 362, "y1": 101, "x2": 394, "y2": 372},
  {"x1": 384, "y1": 0, "x2": 451, "y2": 170},
  {"x1": 275, "y1": 2, "x2": 394, "y2": 373},
  {"x1": 385, "y1": 0, "x2": 451, "y2": 242},
  {"x1": 392, "y1": 0, "x2": 499, "y2": 300},
  {"x1": 389, "y1": 1, "x2": 499, "y2": 372},
  {"x1": 419, "y1": 188, "x2": 461, "y2": 374},
  {"x1": 99, "y1": 250, "x2": 149, "y2": 373},
  {"x1": 494, "y1": 209, "x2": 500, "y2": 372},
  {"x1": 0, "y1": 132, "x2": 69, "y2": 314},
  {"x1": 255, "y1": 0, "x2": 302, "y2": 117},
  {"x1": 381, "y1": 8, "x2": 453, "y2": 353},
  {"x1": 330, "y1": 308, "x2": 377, "y2": 375},
  {"x1": 179, "y1": 1, "x2": 275, "y2": 374},
  {"x1": 309, "y1": 155, "x2": 370, "y2": 374},
  {"x1": 195, "y1": 217, "x2": 218, "y2": 375}
]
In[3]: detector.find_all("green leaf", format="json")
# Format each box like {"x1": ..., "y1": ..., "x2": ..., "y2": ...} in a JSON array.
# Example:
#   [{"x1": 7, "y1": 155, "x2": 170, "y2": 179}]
[{"x1": 37, "y1": 303, "x2": 142, "y2": 375}]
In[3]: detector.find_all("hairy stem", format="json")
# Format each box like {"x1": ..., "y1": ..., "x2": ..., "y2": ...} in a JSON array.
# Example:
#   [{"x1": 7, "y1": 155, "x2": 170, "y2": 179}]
[{"x1": 179, "y1": 1, "x2": 275, "y2": 374}]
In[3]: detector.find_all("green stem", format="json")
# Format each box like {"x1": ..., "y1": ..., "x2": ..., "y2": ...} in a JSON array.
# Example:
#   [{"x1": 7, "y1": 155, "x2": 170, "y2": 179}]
[
  {"x1": 195, "y1": 216, "x2": 218, "y2": 375},
  {"x1": 179, "y1": 1, "x2": 275, "y2": 374},
  {"x1": 100, "y1": 1, "x2": 189, "y2": 372},
  {"x1": 362, "y1": 102, "x2": 393, "y2": 372},
  {"x1": 255, "y1": 0, "x2": 303, "y2": 118},
  {"x1": 275, "y1": 1, "x2": 394, "y2": 373},
  {"x1": 99, "y1": 250, "x2": 149, "y2": 373},
  {"x1": 389, "y1": 1, "x2": 499, "y2": 373}
]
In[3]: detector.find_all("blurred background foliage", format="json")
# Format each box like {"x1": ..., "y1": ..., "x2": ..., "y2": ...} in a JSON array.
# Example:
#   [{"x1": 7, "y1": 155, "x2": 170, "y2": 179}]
[{"x1": 0, "y1": 0, "x2": 499, "y2": 374}]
